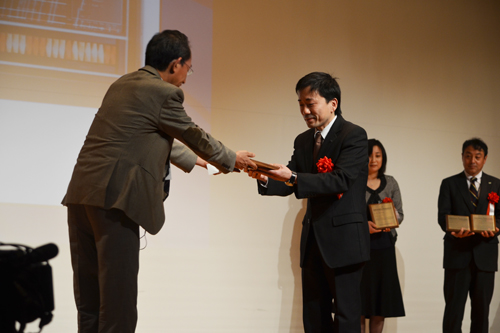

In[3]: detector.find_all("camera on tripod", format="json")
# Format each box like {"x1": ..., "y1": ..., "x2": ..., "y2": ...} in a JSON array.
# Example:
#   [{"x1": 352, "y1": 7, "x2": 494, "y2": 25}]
[{"x1": 0, "y1": 242, "x2": 58, "y2": 333}]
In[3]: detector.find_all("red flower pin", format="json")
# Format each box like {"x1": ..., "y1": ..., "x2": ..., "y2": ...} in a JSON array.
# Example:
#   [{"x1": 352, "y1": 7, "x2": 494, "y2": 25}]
[
  {"x1": 487, "y1": 192, "x2": 499, "y2": 216},
  {"x1": 316, "y1": 156, "x2": 342, "y2": 199},
  {"x1": 316, "y1": 156, "x2": 334, "y2": 173},
  {"x1": 488, "y1": 192, "x2": 499, "y2": 204},
  {"x1": 382, "y1": 197, "x2": 393, "y2": 203}
]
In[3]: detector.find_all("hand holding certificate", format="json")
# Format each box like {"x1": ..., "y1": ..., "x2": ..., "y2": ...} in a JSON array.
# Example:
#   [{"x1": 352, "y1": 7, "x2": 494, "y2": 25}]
[
  {"x1": 247, "y1": 159, "x2": 280, "y2": 176},
  {"x1": 246, "y1": 159, "x2": 291, "y2": 181},
  {"x1": 369, "y1": 201, "x2": 399, "y2": 230},
  {"x1": 446, "y1": 214, "x2": 498, "y2": 239}
]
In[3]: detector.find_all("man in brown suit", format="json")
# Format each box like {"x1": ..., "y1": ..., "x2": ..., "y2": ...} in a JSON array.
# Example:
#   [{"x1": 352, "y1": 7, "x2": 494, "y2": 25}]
[{"x1": 62, "y1": 30, "x2": 256, "y2": 333}]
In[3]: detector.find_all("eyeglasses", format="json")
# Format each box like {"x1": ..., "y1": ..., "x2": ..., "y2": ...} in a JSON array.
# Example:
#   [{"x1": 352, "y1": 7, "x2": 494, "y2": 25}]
[{"x1": 186, "y1": 63, "x2": 194, "y2": 76}]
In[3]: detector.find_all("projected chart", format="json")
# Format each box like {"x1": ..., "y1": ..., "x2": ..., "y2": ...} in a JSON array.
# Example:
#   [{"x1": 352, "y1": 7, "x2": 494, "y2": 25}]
[{"x1": 0, "y1": 0, "x2": 129, "y2": 77}]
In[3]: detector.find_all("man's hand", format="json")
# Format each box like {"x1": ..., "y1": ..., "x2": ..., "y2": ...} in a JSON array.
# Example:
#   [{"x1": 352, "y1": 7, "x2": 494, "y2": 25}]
[
  {"x1": 235, "y1": 151, "x2": 257, "y2": 170},
  {"x1": 196, "y1": 157, "x2": 208, "y2": 169},
  {"x1": 480, "y1": 227, "x2": 499, "y2": 238},
  {"x1": 260, "y1": 164, "x2": 293, "y2": 182},
  {"x1": 451, "y1": 228, "x2": 475, "y2": 238},
  {"x1": 247, "y1": 170, "x2": 268, "y2": 183},
  {"x1": 246, "y1": 164, "x2": 294, "y2": 183}
]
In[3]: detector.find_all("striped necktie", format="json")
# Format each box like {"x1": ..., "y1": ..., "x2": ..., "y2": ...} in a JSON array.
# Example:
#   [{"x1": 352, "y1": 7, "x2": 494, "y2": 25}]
[
  {"x1": 313, "y1": 131, "x2": 322, "y2": 162},
  {"x1": 469, "y1": 177, "x2": 478, "y2": 208}
]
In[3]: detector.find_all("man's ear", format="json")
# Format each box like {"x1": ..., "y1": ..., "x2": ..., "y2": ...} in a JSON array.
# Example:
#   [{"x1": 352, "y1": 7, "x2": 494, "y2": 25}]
[
  {"x1": 330, "y1": 98, "x2": 338, "y2": 113},
  {"x1": 169, "y1": 57, "x2": 183, "y2": 74}
]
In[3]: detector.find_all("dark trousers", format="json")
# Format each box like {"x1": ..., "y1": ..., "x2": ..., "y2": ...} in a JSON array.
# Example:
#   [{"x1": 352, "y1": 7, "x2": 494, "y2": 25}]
[
  {"x1": 68, "y1": 204, "x2": 140, "y2": 333},
  {"x1": 302, "y1": 231, "x2": 365, "y2": 333},
  {"x1": 443, "y1": 261, "x2": 495, "y2": 333}
]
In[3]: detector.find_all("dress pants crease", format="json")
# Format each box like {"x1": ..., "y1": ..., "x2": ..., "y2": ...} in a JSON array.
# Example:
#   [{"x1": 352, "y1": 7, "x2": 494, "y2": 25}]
[
  {"x1": 443, "y1": 260, "x2": 494, "y2": 333},
  {"x1": 302, "y1": 227, "x2": 364, "y2": 333},
  {"x1": 68, "y1": 204, "x2": 140, "y2": 333}
]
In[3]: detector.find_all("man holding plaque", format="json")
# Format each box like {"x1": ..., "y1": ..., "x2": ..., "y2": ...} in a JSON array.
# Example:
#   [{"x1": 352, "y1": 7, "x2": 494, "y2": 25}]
[
  {"x1": 247, "y1": 72, "x2": 369, "y2": 332},
  {"x1": 438, "y1": 138, "x2": 500, "y2": 333}
]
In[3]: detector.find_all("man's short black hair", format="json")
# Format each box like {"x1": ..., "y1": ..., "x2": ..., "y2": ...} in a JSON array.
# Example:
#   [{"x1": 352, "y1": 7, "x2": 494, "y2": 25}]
[
  {"x1": 145, "y1": 30, "x2": 191, "y2": 71},
  {"x1": 462, "y1": 138, "x2": 488, "y2": 156},
  {"x1": 295, "y1": 72, "x2": 342, "y2": 115},
  {"x1": 368, "y1": 139, "x2": 387, "y2": 178}
]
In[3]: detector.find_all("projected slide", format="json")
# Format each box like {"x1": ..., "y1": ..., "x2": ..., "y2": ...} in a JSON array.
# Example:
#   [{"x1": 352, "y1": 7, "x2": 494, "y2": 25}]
[{"x1": 0, "y1": 0, "x2": 129, "y2": 76}]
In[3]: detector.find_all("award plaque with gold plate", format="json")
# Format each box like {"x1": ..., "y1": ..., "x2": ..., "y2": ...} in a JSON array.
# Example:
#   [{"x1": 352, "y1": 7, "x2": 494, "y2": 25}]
[
  {"x1": 446, "y1": 214, "x2": 496, "y2": 232},
  {"x1": 470, "y1": 215, "x2": 496, "y2": 232},
  {"x1": 446, "y1": 215, "x2": 471, "y2": 232},
  {"x1": 369, "y1": 202, "x2": 399, "y2": 229}
]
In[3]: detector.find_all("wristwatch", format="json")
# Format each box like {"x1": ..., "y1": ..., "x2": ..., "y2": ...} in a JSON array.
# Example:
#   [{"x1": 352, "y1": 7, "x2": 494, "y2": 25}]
[{"x1": 285, "y1": 171, "x2": 297, "y2": 186}]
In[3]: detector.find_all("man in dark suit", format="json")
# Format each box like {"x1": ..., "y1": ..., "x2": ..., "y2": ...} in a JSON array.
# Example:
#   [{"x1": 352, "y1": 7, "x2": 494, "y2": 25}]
[
  {"x1": 247, "y1": 72, "x2": 370, "y2": 332},
  {"x1": 62, "y1": 30, "x2": 256, "y2": 333},
  {"x1": 438, "y1": 138, "x2": 500, "y2": 333}
]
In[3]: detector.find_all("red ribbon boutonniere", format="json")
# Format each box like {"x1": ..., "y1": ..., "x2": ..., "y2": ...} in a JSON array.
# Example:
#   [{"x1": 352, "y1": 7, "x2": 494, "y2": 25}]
[
  {"x1": 487, "y1": 192, "x2": 499, "y2": 216},
  {"x1": 488, "y1": 192, "x2": 499, "y2": 204},
  {"x1": 316, "y1": 156, "x2": 343, "y2": 199},
  {"x1": 316, "y1": 156, "x2": 334, "y2": 173},
  {"x1": 382, "y1": 197, "x2": 393, "y2": 203}
]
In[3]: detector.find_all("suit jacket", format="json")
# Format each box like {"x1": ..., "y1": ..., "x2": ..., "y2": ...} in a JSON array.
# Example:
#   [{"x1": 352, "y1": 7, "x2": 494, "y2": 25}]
[
  {"x1": 259, "y1": 115, "x2": 370, "y2": 269},
  {"x1": 438, "y1": 172, "x2": 500, "y2": 271},
  {"x1": 62, "y1": 65, "x2": 236, "y2": 235},
  {"x1": 170, "y1": 140, "x2": 198, "y2": 173}
]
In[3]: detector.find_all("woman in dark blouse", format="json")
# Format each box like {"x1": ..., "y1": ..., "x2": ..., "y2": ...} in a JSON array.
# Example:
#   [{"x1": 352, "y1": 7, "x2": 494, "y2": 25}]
[{"x1": 360, "y1": 139, "x2": 405, "y2": 333}]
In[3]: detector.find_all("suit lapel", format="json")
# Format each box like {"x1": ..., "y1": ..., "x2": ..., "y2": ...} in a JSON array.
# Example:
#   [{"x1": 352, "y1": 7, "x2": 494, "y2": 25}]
[
  {"x1": 318, "y1": 115, "x2": 344, "y2": 163},
  {"x1": 303, "y1": 115, "x2": 344, "y2": 172},
  {"x1": 477, "y1": 173, "x2": 493, "y2": 214},
  {"x1": 301, "y1": 128, "x2": 315, "y2": 171}
]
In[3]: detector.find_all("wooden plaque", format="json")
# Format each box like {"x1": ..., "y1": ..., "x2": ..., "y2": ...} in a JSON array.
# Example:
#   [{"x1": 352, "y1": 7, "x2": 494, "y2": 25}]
[
  {"x1": 249, "y1": 159, "x2": 279, "y2": 171},
  {"x1": 471, "y1": 214, "x2": 496, "y2": 232},
  {"x1": 446, "y1": 215, "x2": 471, "y2": 232},
  {"x1": 248, "y1": 159, "x2": 279, "y2": 177},
  {"x1": 369, "y1": 202, "x2": 399, "y2": 229}
]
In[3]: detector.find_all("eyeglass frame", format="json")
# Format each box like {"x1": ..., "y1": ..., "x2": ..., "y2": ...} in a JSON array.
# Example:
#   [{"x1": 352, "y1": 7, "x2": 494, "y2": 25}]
[
  {"x1": 169, "y1": 59, "x2": 194, "y2": 76},
  {"x1": 185, "y1": 63, "x2": 194, "y2": 76}
]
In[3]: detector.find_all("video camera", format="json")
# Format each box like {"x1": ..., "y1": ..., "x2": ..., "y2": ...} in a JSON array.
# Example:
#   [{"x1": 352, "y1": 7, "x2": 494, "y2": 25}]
[{"x1": 0, "y1": 242, "x2": 58, "y2": 333}]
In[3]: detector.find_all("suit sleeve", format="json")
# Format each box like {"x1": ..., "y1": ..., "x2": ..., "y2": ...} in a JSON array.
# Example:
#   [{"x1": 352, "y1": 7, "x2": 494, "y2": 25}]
[
  {"x1": 438, "y1": 179, "x2": 451, "y2": 232},
  {"x1": 295, "y1": 125, "x2": 368, "y2": 198},
  {"x1": 256, "y1": 143, "x2": 297, "y2": 197},
  {"x1": 170, "y1": 140, "x2": 197, "y2": 173},
  {"x1": 158, "y1": 88, "x2": 236, "y2": 173},
  {"x1": 390, "y1": 177, "x2": 404, "y2": 224}
]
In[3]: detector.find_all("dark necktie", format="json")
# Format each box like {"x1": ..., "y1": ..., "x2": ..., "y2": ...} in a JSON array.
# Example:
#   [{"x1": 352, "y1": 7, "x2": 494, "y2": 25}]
[
  {"x1": 469, "y1": 177, "x2": 478, "y2": 209},
  {"x1": 313, "y1": 131, "x2": 322, "y2": 162}
]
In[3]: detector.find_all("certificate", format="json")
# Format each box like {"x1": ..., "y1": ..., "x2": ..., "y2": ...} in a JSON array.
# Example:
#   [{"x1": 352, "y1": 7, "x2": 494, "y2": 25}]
[
  {"x1": 249, "y1": 159, "x2": 279, "y2": 171},
  {"x1": 248, "y1": 159, "x2": 279, "y2": 176},
  {"x1": 446, "y1": 215, "x2": 471, "y2": 232},
  {"x1": 471, "y1": 214, "x2": 496, "y2": 232},
  {"x1": 369, "y1": 202, "x2": 399, "y2": 229}
]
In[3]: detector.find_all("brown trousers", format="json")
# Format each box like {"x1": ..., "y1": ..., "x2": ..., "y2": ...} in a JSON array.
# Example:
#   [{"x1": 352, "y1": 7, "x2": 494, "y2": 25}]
[{"x1": 68, "y1": 204, "x2": 140, "y2": 333}]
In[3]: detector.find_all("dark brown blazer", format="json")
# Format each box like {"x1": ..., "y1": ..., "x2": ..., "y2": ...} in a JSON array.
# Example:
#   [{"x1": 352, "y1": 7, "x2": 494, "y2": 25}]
[{"x1": 63, "y1": 66, "x2": 236, "y2": 234}]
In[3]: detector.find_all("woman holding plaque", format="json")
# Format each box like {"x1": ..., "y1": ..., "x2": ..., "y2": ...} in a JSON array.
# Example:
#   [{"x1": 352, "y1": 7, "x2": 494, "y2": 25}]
[{"x1": 360, "y1": 139, "x2": 405, "y2": 333}]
